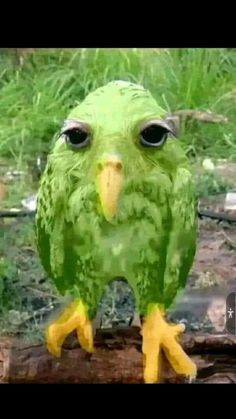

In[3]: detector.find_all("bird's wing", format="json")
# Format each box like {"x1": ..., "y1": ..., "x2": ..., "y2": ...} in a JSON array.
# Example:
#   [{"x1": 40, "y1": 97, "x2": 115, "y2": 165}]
[
  {"x1": 163, "y1": 166, "x2": 197, "y2": 307},
  {"x1": 35, "y1": 164, "x2": 74, "y2": 294}
]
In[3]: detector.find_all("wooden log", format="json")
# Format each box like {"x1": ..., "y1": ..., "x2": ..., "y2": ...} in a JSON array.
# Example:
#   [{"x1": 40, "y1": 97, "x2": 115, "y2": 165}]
[{"x1": 0, "y1": 328, "x2": 236, "y2": 384}]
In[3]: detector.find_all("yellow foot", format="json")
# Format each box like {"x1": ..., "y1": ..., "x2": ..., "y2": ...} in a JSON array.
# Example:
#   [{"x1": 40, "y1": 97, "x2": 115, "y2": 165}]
[
  {"x1": 142, "y1": 304, "x2": 197, "y2": 384},
  {"x1": 46, "y1": 299, "x2": 93, "y2": 357}
]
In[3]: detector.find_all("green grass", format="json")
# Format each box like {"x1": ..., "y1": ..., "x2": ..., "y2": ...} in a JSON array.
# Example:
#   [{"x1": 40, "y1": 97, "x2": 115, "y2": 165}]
[
  {"x1": 195, "y1": 170, "x2": 235, "y2": 198},
  {"x1": 1, "y1": 48, "x2": 236, "y2": 163}
]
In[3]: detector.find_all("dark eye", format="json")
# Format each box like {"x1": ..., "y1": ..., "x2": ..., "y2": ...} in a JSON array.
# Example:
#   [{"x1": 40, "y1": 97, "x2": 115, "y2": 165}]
[
  {"x1": 140, "y1": 124, "x2": 168, "y2": 147},
  {"x1": 64, "y1": 127, "x2": 90, "y2": 149}
]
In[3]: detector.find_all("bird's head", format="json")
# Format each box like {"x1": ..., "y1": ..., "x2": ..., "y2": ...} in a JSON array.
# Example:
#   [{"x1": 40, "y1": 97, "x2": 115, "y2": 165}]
[{"x1": 51, "y1": 81, "x2": 184, "y2": 222}]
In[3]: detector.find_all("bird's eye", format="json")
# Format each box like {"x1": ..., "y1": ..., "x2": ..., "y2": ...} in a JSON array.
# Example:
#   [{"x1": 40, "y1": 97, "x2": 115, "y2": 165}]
[
  {"x1": 140, "y1": 124, "x2": 169, "y2": 147},
  {"x1": 64, "y1": 127, "x2": 90, "y2": 149}
]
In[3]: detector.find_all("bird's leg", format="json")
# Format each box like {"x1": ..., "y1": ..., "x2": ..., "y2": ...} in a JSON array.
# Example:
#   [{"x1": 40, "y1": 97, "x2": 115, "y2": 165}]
[
  {"x1": 142, "y1": 304, "x2": 197, "y2": 384},
  {"x1": 129, "y1": 311, "x2": 142, "y2": 327},
  {"x1": 46, "y1": 299, "x2": 93, "y2": 357}
]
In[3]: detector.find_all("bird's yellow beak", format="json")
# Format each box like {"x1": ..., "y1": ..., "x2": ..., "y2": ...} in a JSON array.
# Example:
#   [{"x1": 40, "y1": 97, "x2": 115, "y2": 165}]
[{"x1": 96, "y1": 155, "x2": 123, "y2": 221}]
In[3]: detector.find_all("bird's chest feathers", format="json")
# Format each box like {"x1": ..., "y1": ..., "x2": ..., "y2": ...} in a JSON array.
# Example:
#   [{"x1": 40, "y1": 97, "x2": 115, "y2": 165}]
[
  {"x1": 70, "y1": 203, "x2": 163, "y2": 277},
  {"x1": 90, "y1": 221, "x2": 157, "y2": 276},
  {"x1": 67, "y1": 175, "x2": 171, "y2": 276}
]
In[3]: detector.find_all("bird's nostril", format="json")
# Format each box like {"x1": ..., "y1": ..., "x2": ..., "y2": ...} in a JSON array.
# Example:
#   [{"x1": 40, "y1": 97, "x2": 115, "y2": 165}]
[
  {"x1": 116, "y1": 162, "x2": 123, "y2": 171},
  {"x1": 97, "y1": 159, "x2": 123, "y2": 172},
  {"x1": 97, "y1": 162, "x2": 103, "y2": 171}
]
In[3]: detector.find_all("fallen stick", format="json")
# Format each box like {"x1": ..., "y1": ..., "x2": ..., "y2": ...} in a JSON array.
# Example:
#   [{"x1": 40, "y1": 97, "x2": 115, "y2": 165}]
[
  {"x1": 172, "y1": 110, "x2": 228, "y2": 124},
  {"x1": 0, "y1": 328, "x2": 236, "y2": 384},
  {"x1": 198, "y1": 209, "x2": 236, "y2": 224},
  {"x1": 0, "y1": 210, "x2": 35, "y2": 218}
]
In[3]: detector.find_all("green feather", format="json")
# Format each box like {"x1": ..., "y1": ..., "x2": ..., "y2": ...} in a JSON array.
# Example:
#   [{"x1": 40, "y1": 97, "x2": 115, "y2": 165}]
[{"x1": 36, "y1": 80, "x2": 197, "y2": 318}]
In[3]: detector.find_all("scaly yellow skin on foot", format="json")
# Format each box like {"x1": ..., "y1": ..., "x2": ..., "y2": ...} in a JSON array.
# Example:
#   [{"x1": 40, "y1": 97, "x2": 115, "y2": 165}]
[
  {"x1": 46, "y1": 300, "x2": 93, "y2": 357},
  {"x1": 142, "y1": 304, "x2": 197, "y2": 383}
]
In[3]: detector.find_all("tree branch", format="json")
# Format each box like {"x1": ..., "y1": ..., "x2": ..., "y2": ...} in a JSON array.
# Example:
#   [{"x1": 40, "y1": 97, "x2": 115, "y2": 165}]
[{"x1": 1, "y1": 328, "x2": 236, "y2": 383}]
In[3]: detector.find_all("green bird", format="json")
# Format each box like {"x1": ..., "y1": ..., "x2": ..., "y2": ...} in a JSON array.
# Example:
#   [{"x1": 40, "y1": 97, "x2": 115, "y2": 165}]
[{"x1": 36, "y1": 80, "x2": 197, "y2": 383}]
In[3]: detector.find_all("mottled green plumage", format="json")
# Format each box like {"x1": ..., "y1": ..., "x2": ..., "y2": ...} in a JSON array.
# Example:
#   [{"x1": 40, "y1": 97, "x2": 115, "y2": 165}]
[{"x1": 36, "y1": 80, "x2": 197, "y2": 318}]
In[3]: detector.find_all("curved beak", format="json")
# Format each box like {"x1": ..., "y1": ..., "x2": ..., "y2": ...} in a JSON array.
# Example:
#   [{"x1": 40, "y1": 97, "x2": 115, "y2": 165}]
[{"x1": 96, "y1": 155, "x2": 123, "y2": 221}]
